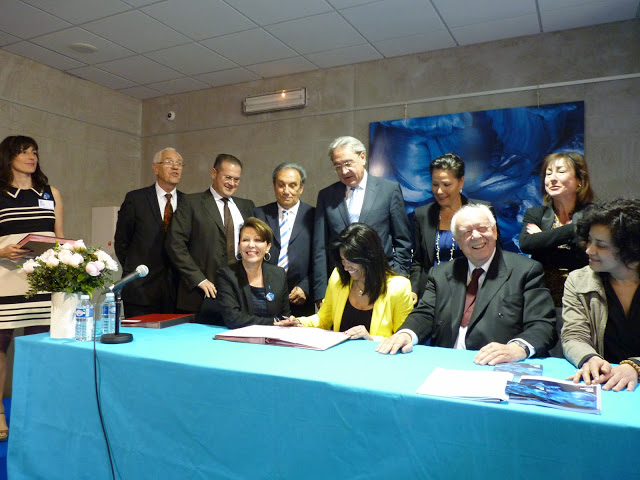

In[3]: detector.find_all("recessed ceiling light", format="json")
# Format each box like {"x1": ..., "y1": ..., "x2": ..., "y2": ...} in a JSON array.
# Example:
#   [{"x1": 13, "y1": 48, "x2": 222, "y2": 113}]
[{"x1": 68, "y1": 42, "x2": 98, "y2": 54}]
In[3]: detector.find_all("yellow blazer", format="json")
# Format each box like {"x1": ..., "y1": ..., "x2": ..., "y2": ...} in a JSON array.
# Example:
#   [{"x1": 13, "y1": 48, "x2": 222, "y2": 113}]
[{"x1": 300, "y1": 268, "x2": 413, "y2": 340}]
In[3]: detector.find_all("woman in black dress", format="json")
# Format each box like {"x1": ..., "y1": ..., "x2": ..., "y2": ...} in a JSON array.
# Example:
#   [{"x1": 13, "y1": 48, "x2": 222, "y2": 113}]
[{"x1": 0, "y1": 135, "x2": 64, "y2": 441}]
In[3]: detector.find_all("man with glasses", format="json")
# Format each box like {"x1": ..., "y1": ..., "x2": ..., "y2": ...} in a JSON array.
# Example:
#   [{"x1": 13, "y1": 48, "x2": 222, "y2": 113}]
[
  {"x1": 115, "y1": 147, "x2": 186, "y2": 317},
  {"x1": 377, "y1": 204, "x2": 557, "y2": 364},
  {"x1": 166, "y1": 154, "x2": 255, "y2": 324},
  {"x1": 312, "y1": 136, "x2": 411, "y2": 306}
]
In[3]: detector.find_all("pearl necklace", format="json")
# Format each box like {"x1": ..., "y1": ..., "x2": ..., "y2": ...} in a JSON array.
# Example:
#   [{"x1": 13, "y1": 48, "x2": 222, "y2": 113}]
[{"x1": 435, "y1": 211, "x2": 456, "y2": 265}]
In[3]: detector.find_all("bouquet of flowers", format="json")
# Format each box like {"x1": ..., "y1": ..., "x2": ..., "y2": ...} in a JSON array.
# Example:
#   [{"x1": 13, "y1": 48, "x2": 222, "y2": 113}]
[{"x1": 22, "y1": 239, "x2": 119, "y2": 297}]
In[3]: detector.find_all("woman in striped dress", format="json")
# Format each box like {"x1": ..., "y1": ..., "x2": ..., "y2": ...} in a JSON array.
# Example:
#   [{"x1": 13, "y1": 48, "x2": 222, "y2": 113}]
[{"x1": 0, "y1": 135, "x2": 64, "y2": 441}]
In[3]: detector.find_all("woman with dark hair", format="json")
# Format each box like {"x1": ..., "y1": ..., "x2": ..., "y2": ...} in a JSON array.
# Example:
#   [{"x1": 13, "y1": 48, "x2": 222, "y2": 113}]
[
  {"x1": 292, "y1": 223, "x2": 413, "y2": 340},
  {"x1": 562, "y1": 199, "x2": 640, "y2": 392},
  {"x1": 0, "y1": 135, "x2": 64, "y2": 441},
  {"x1": 216, "y1": 217, "x2": 291, "y2": 329},
  {"x1": 410, "y1": 153, "x2": 495, "y2": 303},
  {"x1": 520, "y1": 152, "x2": 594, "y2": 305}
]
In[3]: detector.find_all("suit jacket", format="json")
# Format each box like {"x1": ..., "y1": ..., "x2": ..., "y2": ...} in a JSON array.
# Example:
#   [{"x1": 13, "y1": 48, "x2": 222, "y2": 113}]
[
  {"x1": 252, "y1": 201, "x2": 315, "y2": 316},
  {"x1": 312, "y1": 175, "x2": 411, "y2": 300},
  {"x1": 216, "y1": 262, "x2": 291, "y2": 329},
  {"x1": 518, "y1": 205, "x2": 588, "y2": 271},
  {"x1": 410, "y1": 196, "x2": 495, "y2": 297},
  {"x1": 165, "y1": 189, "x2": 255, "y2": 313},
  {"x1": 301, "y1": 268, "x2": 413, "y2": 340},
  {"x1": 114, "y1": 184, "x2": 185, "y2": 312},
  {"x1": 402, "y1": 248, "x2": 557, "y2": 356}
]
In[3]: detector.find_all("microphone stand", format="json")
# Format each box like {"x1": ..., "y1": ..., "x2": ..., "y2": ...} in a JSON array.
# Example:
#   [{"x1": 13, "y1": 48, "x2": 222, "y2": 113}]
[{"x1": 100, "y1": 290, "x2": 133, "y2": 344}]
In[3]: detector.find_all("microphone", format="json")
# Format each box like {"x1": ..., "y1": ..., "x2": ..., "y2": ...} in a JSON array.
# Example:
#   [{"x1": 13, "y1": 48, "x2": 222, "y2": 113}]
[{"x1": 105, "y1": 265, "x2": 149, "y2": 293}]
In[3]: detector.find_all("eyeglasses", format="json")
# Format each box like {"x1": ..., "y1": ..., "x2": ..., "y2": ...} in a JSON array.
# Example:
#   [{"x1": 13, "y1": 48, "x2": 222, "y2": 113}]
[
  {"x1": 156, "y1": 161, "x2": 184, "y2": 168},
  {"x1": 332, "y1": 161, "x2": 355, "y2": 172},
  {"x1": 461, "y1": 224, "x2": 492, "y2": 238},
  {"x1": 221, "y1": 175, "x2": 240, "y2": 184}
]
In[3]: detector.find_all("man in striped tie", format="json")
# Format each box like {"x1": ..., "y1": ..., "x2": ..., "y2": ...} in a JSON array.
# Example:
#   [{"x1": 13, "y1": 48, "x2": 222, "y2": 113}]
[{"x1": 253, "y1": 163, "x2": 316, "y2": 316}]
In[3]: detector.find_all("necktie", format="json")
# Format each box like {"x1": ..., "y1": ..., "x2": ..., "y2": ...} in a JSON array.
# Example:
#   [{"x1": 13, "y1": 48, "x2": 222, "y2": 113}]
[
  {"x1": 278, "y1": 210, "x2": 291, "y2": 271},
  {"x1": 163, "y1": 193, "x2": 173, "y2": 232},
  {"x1": 222, "y1": 197, "x2": 235, "y2": 265},
  {"x1": 347, "y1": 186, "x2": 360, "y2": 223},
  {"x1": 461, "y1": 268, "x2": 484, "y2": 327}
]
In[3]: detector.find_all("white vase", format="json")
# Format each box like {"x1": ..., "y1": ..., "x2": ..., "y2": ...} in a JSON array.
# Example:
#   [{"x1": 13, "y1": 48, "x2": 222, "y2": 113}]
[{"x1": 50, "y1": 292, "x2": 80, "y2": 339}]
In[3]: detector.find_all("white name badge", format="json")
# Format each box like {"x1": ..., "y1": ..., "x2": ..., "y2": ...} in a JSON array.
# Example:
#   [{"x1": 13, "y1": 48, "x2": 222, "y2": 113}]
[{"x1": 39, "y1": 199, "x2": 55, "y2": 210}]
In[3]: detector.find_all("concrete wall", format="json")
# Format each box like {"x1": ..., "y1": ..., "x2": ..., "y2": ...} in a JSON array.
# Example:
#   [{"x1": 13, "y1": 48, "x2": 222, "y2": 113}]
[
  {"x1": 0, "y1": 49, "x2": 142, "y2": 241},
  {"x1": 142, "y1": 20, "x2": 640, "y2": 208}
]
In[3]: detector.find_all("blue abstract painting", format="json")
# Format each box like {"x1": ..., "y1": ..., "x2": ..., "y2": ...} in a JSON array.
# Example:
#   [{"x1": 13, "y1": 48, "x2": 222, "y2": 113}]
[{"x1": 368, "y1": 101, "x2": 585, "y2": 252}]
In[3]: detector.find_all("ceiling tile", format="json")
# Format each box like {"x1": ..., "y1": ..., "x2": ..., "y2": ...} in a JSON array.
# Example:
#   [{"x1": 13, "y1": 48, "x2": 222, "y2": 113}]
[
  {"x1": 341, "y1": 0, "x2": 444, "y2": 42},
  {"x1": 67, "y1": 65, "x2": 138, "y2": 89},
  {"x1": 117, "y1": 85, "x2": 163, "y2": 99},
  {"x1": 372, "y1": 30, "x2": 456, "y2": 57},
  {"x1": 266, "y1": 11, "x2": 365, "y2": 54},
  {"x1": 0, "y1": 0, "x2": 71, "y2": 39},
  {"x1": 246, "y1": 56, "x2": 318, "y2": 78},
  {"x1": 329, "y1": 0, "x2": 379, "y2": 7},
  {"x1": 30, "y1": 27, "x2": 135, "y2": 64},
  {"x1": 21, "y1": 0, "x2": 132, "y2": 24},
  {"x1": 540, "y1": 0, "x2": 639, "y2": 32},
  {"x1": 3, "y1": 41, "x2": 84, "y2": 69},
  {"x1": 146, "y1": 76, "x2": 210, "y2": 94},
  {"x1": 194, "y1": 68, "x2": 261, "y2": 87},
  {"x1": 305, "y1": 43, "x2": 382, "y2": 68},
  {"x1": 433, "y1": 0, "x2": 537, "y2": 28},
  {"x1": 225, "y1": 0, "x2": 334, "y2": 25},
  {"x1": 451, "y1": 14, "x2": 541, "y2": 45},
  {"x1": 145, "y1": 43, "x2": 237, "y2": 75},
  {"x1": 95, "y1": 55, "x2": 183, "y2": 83},
  {"x1": 82, "y1": 10, "x2": 191, "y2": 53},
  {"x1": 0, "y1": 31, "x2": 21, "y2": 46},
  {"x1": 201, "y1": 28, "x2": 297, "y2": 66},
  {"x1": 141, "y1": 0, "x2": 256, "y2": 41}
]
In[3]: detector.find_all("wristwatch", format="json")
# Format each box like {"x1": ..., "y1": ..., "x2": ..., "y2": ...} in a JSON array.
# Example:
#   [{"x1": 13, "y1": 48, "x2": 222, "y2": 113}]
[{"x1": 511, "y1": 339, "x2": 530, "y2": 358}]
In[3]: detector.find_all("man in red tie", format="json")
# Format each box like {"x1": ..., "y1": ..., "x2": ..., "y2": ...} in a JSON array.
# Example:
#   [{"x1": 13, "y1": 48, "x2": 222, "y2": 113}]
[
  {"x1": 115, "y1": 148, "x2": 185, "y2": 317},
  {"x1": 377, "y1": 204, "x2": 557, "y2": 365}
]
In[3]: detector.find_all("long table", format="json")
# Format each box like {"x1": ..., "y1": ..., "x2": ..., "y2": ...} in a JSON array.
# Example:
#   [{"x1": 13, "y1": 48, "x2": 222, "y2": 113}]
[{"x1": 8, "y1": 324, "x2": 640, "y2": 479}]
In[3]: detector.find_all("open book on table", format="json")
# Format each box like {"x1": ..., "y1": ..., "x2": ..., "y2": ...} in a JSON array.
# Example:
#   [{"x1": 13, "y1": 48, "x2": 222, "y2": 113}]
[{"x1": 214, "y1": 325, "x2": 349, "y2": 351}]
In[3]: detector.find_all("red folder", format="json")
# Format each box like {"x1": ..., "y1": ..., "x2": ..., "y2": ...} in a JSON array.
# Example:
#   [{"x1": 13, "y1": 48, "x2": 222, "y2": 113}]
[{"x1": 121, "y1": 313, "x2": 194, "y2": 329}]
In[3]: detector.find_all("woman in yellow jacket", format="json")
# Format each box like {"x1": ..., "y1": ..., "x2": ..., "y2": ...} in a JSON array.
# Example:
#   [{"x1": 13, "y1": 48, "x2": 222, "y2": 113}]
[{"x1": 299, "y1": 223, "x2": 413, "y2": 341}]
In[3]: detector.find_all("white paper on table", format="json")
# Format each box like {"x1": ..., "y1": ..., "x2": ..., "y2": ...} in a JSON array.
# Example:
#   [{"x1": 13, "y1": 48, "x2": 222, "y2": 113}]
[{"x1": 416, "y1": 367, "x2": 514, "y2": 402}]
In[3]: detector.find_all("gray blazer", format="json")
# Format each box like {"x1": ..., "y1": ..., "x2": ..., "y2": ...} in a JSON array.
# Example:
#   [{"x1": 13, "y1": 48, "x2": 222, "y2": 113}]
[
  {"x1": 312, "y1": 175, "x2": 411, "y2": 301},
  {"x1": 166, "y1": 189, "x2": 255, "y2": 313}
]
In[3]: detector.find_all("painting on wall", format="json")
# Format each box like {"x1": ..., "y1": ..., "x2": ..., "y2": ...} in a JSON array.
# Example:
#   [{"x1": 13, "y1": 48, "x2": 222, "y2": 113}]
[{"x1": 368, "y1": 101, "x2": 585, "y2": 252}]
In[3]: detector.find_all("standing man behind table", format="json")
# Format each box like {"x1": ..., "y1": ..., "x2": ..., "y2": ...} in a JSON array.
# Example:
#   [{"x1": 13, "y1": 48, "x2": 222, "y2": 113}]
[
  {"x1": 313, "y1": 136, "x2": 411, "y2": 306},
  {"x1": 166, "y1": 154, "x2": 255, "y2": 325},
  {"x1": 114, "y1": 147, "x2": 185, "y2": 317},
  {"x1": 253, "y1": 163, "x2": 315, "y2": 317},
  {"x1": 377, "y1": 204, "x2": 557, "y2": 365}
]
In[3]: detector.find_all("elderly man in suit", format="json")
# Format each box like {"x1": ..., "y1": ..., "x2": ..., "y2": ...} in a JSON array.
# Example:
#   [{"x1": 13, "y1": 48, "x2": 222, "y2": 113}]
[
  {"x1": 115, "y1": 147, "x2": 185, "y2": 317},
  {"x1": 166, "y1": 154, "x2": 255, "y2": 324},
  {"x1": 312, "y1": 136, "x2": 411, "y2": 306},
  {"x1": 377, "y1": 204, "x2": 557, "y2": 364},
  {"x1": 253, "y1": 163, "x2": 315, "y2": 316}
]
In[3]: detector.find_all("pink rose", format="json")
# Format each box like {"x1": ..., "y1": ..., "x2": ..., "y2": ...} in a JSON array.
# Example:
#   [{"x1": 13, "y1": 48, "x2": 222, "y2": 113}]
[{"x1": 85, "y1": 262, "x2": 101, "y2": 277}]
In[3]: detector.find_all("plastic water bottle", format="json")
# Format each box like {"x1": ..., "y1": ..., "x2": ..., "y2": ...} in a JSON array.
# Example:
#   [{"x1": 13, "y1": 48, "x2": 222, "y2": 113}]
[
  {"x1": 75, "y1": 294, "x2": 94, "y2": 342},
  {"x1": 100, "y1": 292, "x2": 117, "y2": 335}
]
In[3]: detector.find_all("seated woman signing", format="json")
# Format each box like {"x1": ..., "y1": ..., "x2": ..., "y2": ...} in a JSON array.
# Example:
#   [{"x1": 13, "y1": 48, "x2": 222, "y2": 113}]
[
  {"x1": 281, "y1": 223, "x2": 413, "y2": 341},
  {"x1": 562, "y1": 199, "x2": 640, "y2": 392},
  {"x1": 217, "y1": 217, "x2": 292, "y2": 329}
]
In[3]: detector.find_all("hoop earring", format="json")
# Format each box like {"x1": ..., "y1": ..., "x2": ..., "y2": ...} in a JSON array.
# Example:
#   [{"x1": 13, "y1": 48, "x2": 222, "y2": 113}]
[
  {"x1": 235, "y1": 252, "x2": 242, "y2": 261},
  {"x1": 264, "y1": 252, "x2": 271, "y2": 261}
]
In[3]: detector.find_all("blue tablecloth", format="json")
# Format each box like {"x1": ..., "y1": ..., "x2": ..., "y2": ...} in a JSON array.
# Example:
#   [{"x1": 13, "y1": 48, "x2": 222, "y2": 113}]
[{"x1": 8, "y1": 324, "x2": 640, "y2": 479}]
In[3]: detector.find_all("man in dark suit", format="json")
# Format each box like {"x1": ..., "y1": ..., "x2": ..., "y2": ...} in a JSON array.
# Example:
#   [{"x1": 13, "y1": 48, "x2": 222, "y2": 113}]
[
  {"x1": 377, "y1": 204, "x2": 557, "y2": 364},
  {"x1": 114, "y1": 147, "x2": 185, "y2": 317},
  {"x1": 312, "y1": 136, "x2": 411, "y2": 305},
  {"x1": 166, "y1": 154, "x2": 255, "y2": 324},
  {"x1": 253, "y1": 163, "x2": 315, "y2": 316}
]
